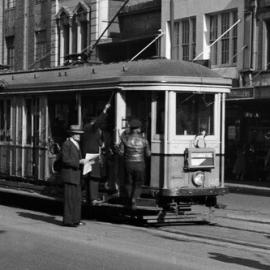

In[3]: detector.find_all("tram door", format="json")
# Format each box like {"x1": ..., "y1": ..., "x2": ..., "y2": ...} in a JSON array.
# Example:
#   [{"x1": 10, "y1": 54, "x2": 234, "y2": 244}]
[
  {"x1": 125, "y1": 92, "x2": 151, "y2": 142},
  {"x1": 125, "y1": 92, "x2": 152, "y2": 184},
  {"x1": 32, "y1": 98, "x2": 40, "y2": 179}
]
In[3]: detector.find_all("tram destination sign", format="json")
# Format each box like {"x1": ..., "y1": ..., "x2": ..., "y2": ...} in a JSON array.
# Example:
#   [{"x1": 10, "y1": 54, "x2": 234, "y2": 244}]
[{"x1": 227, "y1": 88, "x2": 254, "y2": 100}]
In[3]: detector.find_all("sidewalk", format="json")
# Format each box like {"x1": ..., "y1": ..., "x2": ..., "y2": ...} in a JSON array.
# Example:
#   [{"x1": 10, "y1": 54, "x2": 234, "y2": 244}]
[{"x1": 225, "y1": 179, "x2": 270, "y2": 196}]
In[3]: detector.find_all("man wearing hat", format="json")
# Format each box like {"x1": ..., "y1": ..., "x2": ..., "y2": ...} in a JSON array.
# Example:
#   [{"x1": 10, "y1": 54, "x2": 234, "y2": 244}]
[
  {"x1": 119, "y1": 118, "x2": 151, "y2": 209},
  {"x1": 61, "y1": 124, "x2": 87, "y2": 227}
]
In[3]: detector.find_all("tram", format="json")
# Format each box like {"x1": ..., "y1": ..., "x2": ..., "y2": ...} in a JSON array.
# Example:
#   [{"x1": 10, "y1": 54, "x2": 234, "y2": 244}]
[{"x1": 0, "y1": 59, "x2": 231, "y2": 224}]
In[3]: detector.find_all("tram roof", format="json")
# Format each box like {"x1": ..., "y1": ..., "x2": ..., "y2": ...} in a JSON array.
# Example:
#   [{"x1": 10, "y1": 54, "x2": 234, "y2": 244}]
[{"x1": 0, "y1": 59, "x2": 231, "y2": 94}]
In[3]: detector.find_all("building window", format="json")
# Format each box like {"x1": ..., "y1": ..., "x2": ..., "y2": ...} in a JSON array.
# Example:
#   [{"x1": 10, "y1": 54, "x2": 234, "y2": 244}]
[
  {"x1": 35, "y1": 30, "x2": 47, "y2": 63},
  {"x1": 6, "y1": 36, "x2": 15, "y2": 69},
  {"x1": 210, "y1": 15, "x2": 218, "y2": 65},
  {"x1": 6, "y1": 0, "x2": 16, "y2": 9},
  {"x1": 191, "y1": 17, "x2": 196, "y2": 60},
  {"x1": 176, "y1": 93, "x2": 214, "y2": 136},
  {"x1": 72, "y1": 17, "x2": 78, "y2": 54},
  {"x1": 232, "y1": 11, "x2": 238, "y2": 63},
  {"x1": 174, "y1": 17, "x2": 196, "y2": 61},
  {"x1": 80, "y1": 21, "x2": 88, "y2": 51},
  {"x1": 182, "y1": 20, "x2": 190, "y2": 61},
  {"x1": 0, "y1": 99, "x2": 11, "y2": 141},
  {"x1": 221, "y1": 13, "x2": 230, "y2": 64},
  {"x1": 174, "y1": 22, "x2": 180, "y2": 59},
  {"x1": 209, "y1": 10, "x2": 238, "y2": 66}
]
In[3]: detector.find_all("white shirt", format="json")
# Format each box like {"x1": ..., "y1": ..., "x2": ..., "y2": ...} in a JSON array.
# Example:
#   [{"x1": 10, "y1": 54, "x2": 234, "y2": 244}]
[{"x1": 70, "y1": 137, "x2": 80, "y2": 151}]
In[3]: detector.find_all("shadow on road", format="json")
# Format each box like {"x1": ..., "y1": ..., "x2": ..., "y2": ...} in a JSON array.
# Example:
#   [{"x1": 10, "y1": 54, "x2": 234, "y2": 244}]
[
  {"x1": 209, "y1": 252, "x2": 269, "y2": 270},
  {"x1": 17, "y1": 211, "x2": 62, "y2": 226}
]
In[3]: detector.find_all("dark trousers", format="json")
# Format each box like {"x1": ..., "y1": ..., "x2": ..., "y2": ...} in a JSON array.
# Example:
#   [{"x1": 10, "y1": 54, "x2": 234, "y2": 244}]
[
  {"x1": 84, "y1": 175, "x2": 100, "y2": 203},
  {"x1": 125, "y1": 161, "x2": 145, "y2": 202},
  {"x1": 63, "y1": 183, "x2": 82, "y2": 225}
]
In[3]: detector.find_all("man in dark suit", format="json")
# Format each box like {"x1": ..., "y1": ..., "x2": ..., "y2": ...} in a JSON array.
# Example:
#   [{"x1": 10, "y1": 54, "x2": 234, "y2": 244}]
[
  {"x1": 61, "y1": 125, "x2": 87, "y2": 227},
  {"x1": 81, "y1": 103, "x2": 111, "y2": 205}
]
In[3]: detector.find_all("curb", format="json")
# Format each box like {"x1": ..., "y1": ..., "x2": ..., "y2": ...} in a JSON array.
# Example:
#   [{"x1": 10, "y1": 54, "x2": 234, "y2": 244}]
[{"x1": 225, "y1": 183, "x2": 270, "y2": 196}]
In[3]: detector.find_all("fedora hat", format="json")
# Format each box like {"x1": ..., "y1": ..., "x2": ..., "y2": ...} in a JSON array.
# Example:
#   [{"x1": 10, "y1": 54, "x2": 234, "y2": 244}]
[{"x1": 68, "y1": 124, "x2": 84, "y2": 134}]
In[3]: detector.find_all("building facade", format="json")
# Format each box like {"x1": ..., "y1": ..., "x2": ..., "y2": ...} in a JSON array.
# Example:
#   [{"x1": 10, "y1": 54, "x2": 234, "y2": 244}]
[
  {"x1": 0, "y1": 0, "x2": 127, "y2": 70},
  {"x1": 161, "y1": 0, "x2": 270, "y2": 183}
]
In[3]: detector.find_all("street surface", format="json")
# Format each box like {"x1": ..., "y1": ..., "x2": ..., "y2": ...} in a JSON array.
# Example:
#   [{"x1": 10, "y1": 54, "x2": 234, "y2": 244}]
[{"x1": 0, "y1": 191, "x2": 269, "y2": 270}]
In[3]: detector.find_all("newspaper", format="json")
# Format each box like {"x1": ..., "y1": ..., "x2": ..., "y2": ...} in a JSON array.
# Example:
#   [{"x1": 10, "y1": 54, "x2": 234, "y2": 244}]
[{"x1": 83, "y1": 153, "x2": 100, "y2": 175}]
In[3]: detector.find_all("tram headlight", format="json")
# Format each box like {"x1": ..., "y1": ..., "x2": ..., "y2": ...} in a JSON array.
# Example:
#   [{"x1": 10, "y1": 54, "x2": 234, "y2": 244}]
[{"x1": 192, "y1": 171, "x2": 205, "y2": 187}]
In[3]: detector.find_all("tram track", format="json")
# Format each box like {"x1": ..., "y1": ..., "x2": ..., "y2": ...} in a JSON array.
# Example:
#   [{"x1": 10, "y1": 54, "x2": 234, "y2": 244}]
[{"x1": 156, "y1": 227, "x2": 270, "y2": 254}]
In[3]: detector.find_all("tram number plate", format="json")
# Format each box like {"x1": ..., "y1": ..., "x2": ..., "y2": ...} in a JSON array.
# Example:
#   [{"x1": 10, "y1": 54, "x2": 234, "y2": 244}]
[{"x1": 186, "y1": 148, "x2": 215, "y2": 169}]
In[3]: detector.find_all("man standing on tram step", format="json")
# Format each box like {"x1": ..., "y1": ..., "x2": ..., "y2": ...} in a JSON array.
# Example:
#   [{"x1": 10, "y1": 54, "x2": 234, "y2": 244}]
[
  {"x1": 61, "y1": 125, "x2": 87, "y2": 227},
  {"x1": 119, "y1": 118, "x2": 151, "y2": 209},
  {"x1": 81, "y1": 103, "x2": 111, "y2": 205}
]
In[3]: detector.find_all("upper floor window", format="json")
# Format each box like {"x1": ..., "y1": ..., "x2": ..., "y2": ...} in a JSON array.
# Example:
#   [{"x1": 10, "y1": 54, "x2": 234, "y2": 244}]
[
  {"x1": 6, "y1": 36, "x2": 15, "y2": 70},
  {"x1": 208, "y1": 10, "x2": 238, "y2": 67},
  {"x1": 210, "y1": 16, "x2": 218, "y2": 65},
  {"x1": 35, "y1": 30, "x2": 47, "y2": 66},
  {"x1": 174, "y1": 17, "x2": 196, "y2": 61},
  {"x1": 6, "y1": 0, "x2": 16, "y2": 9},
  {"x1": 57, "y1": 5, "x2": 90, "y2": 65}
]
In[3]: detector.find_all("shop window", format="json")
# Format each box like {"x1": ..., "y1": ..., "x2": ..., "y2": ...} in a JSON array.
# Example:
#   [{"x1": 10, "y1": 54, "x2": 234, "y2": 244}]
[
  {"x1": 0, "y1": 99, "x2": 11, "y2": 141},
  {"x1": 176, "y1": 93, "x2": 214, "y2": 135}
]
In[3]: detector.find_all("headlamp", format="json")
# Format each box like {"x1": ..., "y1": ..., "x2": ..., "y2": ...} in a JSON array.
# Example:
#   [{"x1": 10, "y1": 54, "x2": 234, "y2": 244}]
[{"x1": 192, "y1": 171, "x2": 205, "y2": 187}]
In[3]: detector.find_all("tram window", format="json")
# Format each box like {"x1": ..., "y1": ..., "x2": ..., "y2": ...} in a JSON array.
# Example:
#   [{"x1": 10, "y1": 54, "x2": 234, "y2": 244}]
[
  {"x1": 156, "y1": 93, "x2": 164, "y2": 135},
  {"x1": 48, "y1": 95, "x2": 77, "y2": 144},
  {"x1": 176, "y1": 93, "x2": 214, "y2": 135},
  {"x1": 0, "y1": 100, "x2": 11, "y2": 141},
  {"x1": 26, "y1": 99, "x2": 32, "y2": 144}
]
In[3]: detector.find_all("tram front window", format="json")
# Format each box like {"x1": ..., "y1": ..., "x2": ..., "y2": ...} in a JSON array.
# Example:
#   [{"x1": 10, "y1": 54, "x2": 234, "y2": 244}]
[{"x1": 176, "y1": 93, "x2": 214, "y2": 135}]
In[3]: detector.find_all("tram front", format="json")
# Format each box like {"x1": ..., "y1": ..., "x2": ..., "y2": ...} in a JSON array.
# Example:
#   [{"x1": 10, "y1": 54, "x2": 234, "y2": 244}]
[{"x1": 117, "y1": 59, "x2": 231, "y2": 209}]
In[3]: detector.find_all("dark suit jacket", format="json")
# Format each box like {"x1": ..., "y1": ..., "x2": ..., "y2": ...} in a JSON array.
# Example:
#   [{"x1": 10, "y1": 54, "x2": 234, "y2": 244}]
[
  {"x1": 61, "y1": 138, "x2": 82, "y2": 185},
  {"x1": 81, "y1": 112, "x2": 106, "y2": 155}
]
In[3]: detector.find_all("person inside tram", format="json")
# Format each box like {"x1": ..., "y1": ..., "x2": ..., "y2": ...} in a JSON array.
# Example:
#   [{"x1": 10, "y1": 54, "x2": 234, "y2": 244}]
[{"x1": 193, "y1": 127, "x2": 207, "y2": 148}]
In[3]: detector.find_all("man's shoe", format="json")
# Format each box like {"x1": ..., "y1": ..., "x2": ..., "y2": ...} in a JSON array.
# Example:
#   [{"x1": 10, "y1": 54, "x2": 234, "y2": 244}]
[{"x1": 78, "y1": 221, "x2": 86, "y2": 226}]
